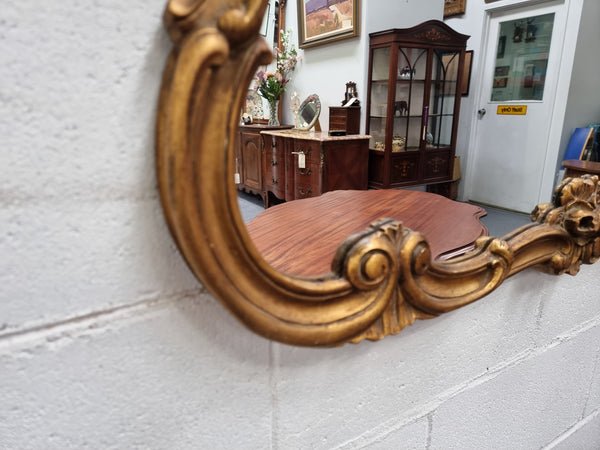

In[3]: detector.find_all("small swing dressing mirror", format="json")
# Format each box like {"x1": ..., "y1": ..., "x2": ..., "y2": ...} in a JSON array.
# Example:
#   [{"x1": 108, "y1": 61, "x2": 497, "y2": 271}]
[{"x1": 295, "y1": 94, "x2": 321, "y2": 131}]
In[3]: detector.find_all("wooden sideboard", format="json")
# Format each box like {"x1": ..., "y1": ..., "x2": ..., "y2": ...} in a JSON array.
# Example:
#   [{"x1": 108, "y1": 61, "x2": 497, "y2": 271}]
[
  {"x1": 235, "y1": 124, "x2": 293, "y2": 204},
  {"x1": 260, "y1": 129, "x2": 370, "y2": 207}
]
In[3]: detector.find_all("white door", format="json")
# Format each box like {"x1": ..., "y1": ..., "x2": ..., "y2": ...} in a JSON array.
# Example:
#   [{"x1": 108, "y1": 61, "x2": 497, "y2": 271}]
[{"x1": 467, "y1": 1, "x2": 569, "y2": 213}]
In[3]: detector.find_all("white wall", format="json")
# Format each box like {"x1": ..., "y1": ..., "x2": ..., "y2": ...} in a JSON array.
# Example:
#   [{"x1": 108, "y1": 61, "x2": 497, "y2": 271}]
[
  {"x1": 557, "y1": 0, "x2": 600, "y2": 163},
  {"x1": 2, "y1": 1, "x2": 600, "y2": 448},
  {"x1": 446, "y1": 0, "x2": 597, "y2": 200},
  {"x1": 282, "y1": 0, "x2": 442, "y2": 131}
]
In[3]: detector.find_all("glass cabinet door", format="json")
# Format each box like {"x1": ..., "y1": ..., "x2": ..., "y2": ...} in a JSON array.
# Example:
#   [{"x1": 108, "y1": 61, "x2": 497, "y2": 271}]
[
  {"x1": 427, "y1": 49, "x2": 461, "y2": 149},
  {"x1": 393, "y1": 47, "x2": 428, "y2": 152},
  {"x1": 368, "y1": 46, "x2": 391, "y2": 152}
]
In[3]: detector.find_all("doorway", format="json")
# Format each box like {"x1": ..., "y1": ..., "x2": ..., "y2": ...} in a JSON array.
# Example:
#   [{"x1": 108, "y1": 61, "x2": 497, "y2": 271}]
[{"x1": 467, "y1": 1, "x2": 570, "y2": 213}]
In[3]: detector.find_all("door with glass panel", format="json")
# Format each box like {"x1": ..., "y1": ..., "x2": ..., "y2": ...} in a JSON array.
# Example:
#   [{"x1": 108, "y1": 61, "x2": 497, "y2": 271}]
[{"x1": 468, "y1": 1, "x2": 566, "y2": 212}]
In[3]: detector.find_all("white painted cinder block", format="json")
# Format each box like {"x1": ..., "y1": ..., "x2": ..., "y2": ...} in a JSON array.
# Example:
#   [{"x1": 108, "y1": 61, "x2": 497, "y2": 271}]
[
  {"x1": 272, "y1": 272, "x2": 543, "y2": 448},
  {"x1": 0, "y1": 197, "x2": 200, "y2": 330},
  {"x1": 553, "y1": 410, "x2": 600, "y2": 450},
  {"x1": 0, "y1": 0, "x2": 199, "y2": 330},
  {"x1": 0, "y1": 294, "x2": 272, "y2": 448},
  {"x1": 429, "y1": 323, "x2": 600, "y2": 449}
]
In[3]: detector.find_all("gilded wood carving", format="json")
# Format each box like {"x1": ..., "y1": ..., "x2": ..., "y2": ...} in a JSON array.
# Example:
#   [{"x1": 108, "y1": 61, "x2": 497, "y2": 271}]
[{"x1": 156, "y1": 0, "x2": 600, "y2": 346}]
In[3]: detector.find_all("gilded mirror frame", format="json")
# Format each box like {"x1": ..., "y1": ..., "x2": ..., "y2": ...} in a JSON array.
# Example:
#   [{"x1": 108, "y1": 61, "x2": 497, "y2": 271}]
[{"x1": 157, "y1": 0, "x2": 600, "y2": 347}]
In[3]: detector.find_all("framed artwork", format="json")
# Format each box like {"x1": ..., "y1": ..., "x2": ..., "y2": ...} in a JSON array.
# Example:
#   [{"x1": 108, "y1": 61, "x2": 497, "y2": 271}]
[
  {"x1": 260, "y1": 2, "x2": 270, "y2": 36},
  {"x1": 440, "y1": 51, "x2": 473, "y2": 96},
  {"x1": 497, "y1": 35, "x2": 506, "y2": 59},
  {"x1": 343, "y1": 81, "x2": 359, "y2": 105},
  {"x1": 462, "y1": 50, "x2": 473, "y2": 96},
  {"x1": 443, "y1": 0, "x2": 466, "y2": 18},
  {"x1": 297, "y1": 0, "x2": 360, "y2": 49},
  {"x1": 493, "y1": 65, "x2": 510, "y2": 88},
  {"x1": 243, "y1": 88, "x2": 266, "y2": 123}
]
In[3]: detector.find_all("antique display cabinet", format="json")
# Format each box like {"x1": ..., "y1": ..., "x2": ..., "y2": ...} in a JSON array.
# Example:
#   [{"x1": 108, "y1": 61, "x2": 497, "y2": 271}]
[{"x1": 366, "y1": 21, "x2": 469, "y2": 189}]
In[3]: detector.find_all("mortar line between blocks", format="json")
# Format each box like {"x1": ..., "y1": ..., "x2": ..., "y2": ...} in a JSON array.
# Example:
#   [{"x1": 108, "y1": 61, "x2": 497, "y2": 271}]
[
  {"x1": 540, "y1": 408, "x2": 599, "y2": 449},
  {"x1": 0, "y1": 287, "x2": 205, "y2": 350},
  {"x1": 269, "y1": 341, "x2": 281, "y2": 450},
  {"x1": 334, "y1": 313, "x2": 600, "y2": 449},
  {"x1": 582, "y1": 347, "x2": 600, "y2": 419}
]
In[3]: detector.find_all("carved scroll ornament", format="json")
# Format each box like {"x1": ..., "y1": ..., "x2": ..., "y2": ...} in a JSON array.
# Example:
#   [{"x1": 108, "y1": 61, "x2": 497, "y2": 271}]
[{"x1": 156, "y1": 0, "x2": 600, "y2": 346}]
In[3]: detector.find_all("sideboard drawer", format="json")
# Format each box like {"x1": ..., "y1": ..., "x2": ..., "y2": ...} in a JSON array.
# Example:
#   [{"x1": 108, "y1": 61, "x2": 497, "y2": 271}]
[{"x1": 328, "y1": 106, "x2": 360, "y2": 134}]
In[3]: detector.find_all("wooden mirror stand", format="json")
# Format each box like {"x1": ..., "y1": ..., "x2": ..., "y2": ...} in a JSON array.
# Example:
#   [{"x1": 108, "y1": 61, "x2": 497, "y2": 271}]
[{"x1": 156, "y1": 0, "x2": 600, "y2": 346}]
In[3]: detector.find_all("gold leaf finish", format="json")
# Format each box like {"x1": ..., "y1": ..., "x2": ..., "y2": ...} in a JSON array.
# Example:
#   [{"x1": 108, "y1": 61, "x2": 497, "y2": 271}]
[{"x1": 156, "y1": 0, "x2": 600, "y2": 346}]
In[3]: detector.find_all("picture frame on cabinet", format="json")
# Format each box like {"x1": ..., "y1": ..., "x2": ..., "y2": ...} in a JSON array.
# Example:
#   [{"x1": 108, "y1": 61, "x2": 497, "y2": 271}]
[
  {"x1": 443, "y1": 0, "x2": 466, "y2": 18},
  {"x1": 243, "y1": 88, "x2": 267, "y2": 124},
  {"x1": 297, "y1": 0, "x2": 360, "y2": 49},
  {"x1": 462, "y1": 50, "x2": 473, "y2": 96}
]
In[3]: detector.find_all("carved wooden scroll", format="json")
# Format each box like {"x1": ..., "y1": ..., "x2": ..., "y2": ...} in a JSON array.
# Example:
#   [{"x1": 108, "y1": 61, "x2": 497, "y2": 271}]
[{"x1": 156, "y1": 0, "x2": 600, "y2": 346}]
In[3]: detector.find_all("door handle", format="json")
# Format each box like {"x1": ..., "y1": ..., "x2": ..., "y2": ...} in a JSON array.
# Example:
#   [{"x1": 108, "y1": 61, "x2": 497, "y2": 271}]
[{"x1": 478, "y1": 108, "x2": 487, "y2": 117}]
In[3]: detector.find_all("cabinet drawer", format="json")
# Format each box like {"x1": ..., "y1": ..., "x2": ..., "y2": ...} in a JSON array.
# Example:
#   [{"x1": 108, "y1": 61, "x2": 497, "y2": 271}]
[
  {"x1": 291, "y1": 140, "x2": 320, "y2": 165},
  {"x1": 267, "y1": 136, "x2": 286, "y2": 198},
  {"x1": 329, "y1": 118, "x2": 347, "y2": 130},
  {"x1": 294, "y1": 182, "x2": 315, "y2": 199},
  {"x1": 295, "y1": 165, "x2": 319, "y2": 184},
  {"x1": 293, "y1": 159, "x2": 320, "y2": 195},
  {"x1": 424, "y1": 150, "x2": 451, "y2": 180},
  {"x1": 391, "y1": 155, "x2": 419, "y2": 183}
]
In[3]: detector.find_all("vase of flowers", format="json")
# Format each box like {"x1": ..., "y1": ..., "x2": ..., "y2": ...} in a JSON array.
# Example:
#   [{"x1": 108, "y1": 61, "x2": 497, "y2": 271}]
[{"x1": 255, "y1": 30, "x2": 301, "y2": 126}]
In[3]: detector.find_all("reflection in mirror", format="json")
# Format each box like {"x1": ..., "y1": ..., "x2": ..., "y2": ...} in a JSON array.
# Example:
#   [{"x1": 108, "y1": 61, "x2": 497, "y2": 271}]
[
  {"x1": 245, "y1": 0, "x2": 286, "y2": 124},
  {"x1": 295, "y1": 94, "x2": 321, "y2": 130},
  {"x1": 157, "y1": 0, "x2": 600, "y2": 347}
]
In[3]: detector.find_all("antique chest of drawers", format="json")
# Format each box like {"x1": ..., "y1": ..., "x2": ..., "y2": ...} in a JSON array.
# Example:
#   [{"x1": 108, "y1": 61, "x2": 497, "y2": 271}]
[{"x1": 260, "y1": 130, "x2": 370, "y2": 207}]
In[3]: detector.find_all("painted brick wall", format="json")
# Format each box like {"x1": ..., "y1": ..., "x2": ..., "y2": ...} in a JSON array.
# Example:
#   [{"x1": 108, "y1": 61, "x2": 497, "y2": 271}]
[{"x1": 1, "y1": 1, "x2": 599, "y2": 448}]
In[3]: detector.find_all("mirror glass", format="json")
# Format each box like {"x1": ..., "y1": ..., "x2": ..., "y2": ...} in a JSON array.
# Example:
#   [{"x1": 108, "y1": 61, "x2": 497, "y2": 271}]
[
  {"x1": 295, "y1": 94, "x2": 321, "y2": 130},
  {"x1": 241, "y1": 0, "x2": 282, "y2": 124}
]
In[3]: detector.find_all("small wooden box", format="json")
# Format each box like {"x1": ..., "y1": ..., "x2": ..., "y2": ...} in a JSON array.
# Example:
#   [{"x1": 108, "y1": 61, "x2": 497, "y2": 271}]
[{"x1": 329, "y1": 106, "x2": 361, "y2": 134}]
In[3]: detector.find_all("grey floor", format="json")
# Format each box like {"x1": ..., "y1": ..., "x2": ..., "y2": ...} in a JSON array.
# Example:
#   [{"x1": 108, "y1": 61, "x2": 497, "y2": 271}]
[{"x1": 237, "y1": 191, "x2": 532, "y2": 238}]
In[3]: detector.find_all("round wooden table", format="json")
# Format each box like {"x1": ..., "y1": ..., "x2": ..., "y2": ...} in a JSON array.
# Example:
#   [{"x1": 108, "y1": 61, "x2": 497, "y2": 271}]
[
  {"x1": 246, "y1": 190, "x2": 488, "y2": 276},
  {"x1": 562, "y1": 159, "x2": 600, "y2": 178}
]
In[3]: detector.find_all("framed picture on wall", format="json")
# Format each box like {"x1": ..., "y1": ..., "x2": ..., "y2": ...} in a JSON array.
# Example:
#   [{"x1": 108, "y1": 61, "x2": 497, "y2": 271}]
[
  {"x1": 260, "y1": 1, "x2": 270, "y2": 36},
  {"x1": 440, "y1": 51, "x2": 473, "y2": 96},
  {"x1": 497, "y1": 35, "x2": 506, "y2": 59},
  {"x1": 443, "y1": 0, "x2": 466, "y2": 18},
  {"x1": 462, "y1": 50, "x2": 473, "y2": 96},
  {"x1": 297, "y1": 0, "x2": 360, "y2": 49}
]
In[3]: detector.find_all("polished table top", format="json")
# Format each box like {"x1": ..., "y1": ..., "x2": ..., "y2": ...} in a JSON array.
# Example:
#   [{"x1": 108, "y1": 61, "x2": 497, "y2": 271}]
[
  {"x1": 246, "y1": 190, "x2": 488, "y2": 277},
  {"x1": 562, "y1": 159, "x2": 600, "y2": 177}
]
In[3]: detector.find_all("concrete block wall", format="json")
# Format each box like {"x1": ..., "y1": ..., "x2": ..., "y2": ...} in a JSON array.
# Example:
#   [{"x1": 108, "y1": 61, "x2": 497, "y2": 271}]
[{"x1": 1, "y1": 1, "x2": 599, "y2": 448}]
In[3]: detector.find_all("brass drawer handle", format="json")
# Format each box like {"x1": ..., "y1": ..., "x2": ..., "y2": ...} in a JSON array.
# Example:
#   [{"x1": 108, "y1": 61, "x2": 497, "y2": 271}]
[
  {"x1": 298, "y1": 167, "x2": 312, "y2": 176},
  {"x1": 297, "y1": 187, "x2": 312, "y2": 196}
]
